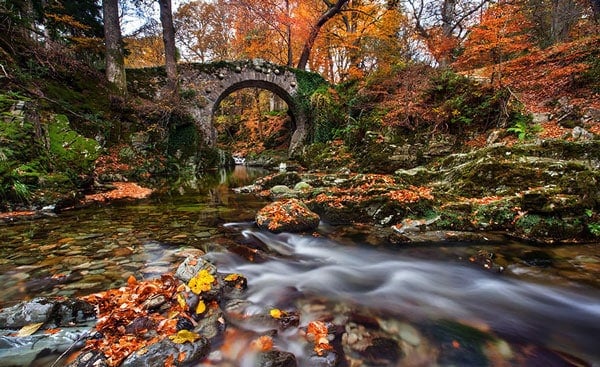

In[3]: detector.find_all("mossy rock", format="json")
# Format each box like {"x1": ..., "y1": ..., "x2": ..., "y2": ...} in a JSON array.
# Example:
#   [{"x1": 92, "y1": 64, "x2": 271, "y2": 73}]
[
  {"x1": 514, "y1": 214, "x2": 584, "y2": 241},
  {"x1": 47, "y1": 114, "x2": 100, "y2": 173}
]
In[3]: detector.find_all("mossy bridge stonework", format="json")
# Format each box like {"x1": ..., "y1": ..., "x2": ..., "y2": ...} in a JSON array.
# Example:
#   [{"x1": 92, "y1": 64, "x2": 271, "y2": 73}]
[{"x1": 128, "y1": 59, "x2": 310, "y2": 156}]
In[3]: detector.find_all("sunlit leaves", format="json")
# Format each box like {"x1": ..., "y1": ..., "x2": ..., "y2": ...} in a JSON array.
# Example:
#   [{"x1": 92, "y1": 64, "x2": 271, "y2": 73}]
[
  {"x1": 454, "y1": 1, "x2": 533, "y2": 72},
  {"x1": 196, "y1": 300, "x2": 207, "y2": 315},
  {"x1": 169, "y1": 329, "x2": 201, "y2": 344},
  {"x1": 306, "y1": 321, "x2": 333, "y2": 356},
  {"x1": 270, "y1": 308, "x2": 284, "y2": 319},
  {"x1": 188, "y1": 270, "x2": 215, "y2": 295}
]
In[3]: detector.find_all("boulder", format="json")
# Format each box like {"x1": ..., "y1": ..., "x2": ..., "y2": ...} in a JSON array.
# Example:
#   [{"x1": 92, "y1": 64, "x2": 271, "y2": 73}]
[
  {"x1": 256, "y1": 199, "x2": 320, "y2": 233},
  {"x1": 121, "y1": 336, "x2": 210, "y2": 367}
]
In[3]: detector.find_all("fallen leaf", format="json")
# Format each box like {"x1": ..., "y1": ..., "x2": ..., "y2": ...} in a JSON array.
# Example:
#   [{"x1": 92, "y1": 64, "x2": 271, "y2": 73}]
[
  {"x1": 127, "y1": 275, "x2": 137, "y2": 286},
  {"x1": 251, "y1": 335, "x2": 273, "y2": 351},
  {"x1": 270, "y1": 308, "x2": 284, "y2": 319},
  {"x1": 169, "y1": 329, "x2": 201, "y2": 344},
  {"x1": 17, "y1": 322, "x2": 44, "y2": 337},
  {"x1": 188, "y1": 270, "x2": 215, "y2": 295},
  {"x1": 196, "y1": 300, "x2": 206, "y2": 315}
]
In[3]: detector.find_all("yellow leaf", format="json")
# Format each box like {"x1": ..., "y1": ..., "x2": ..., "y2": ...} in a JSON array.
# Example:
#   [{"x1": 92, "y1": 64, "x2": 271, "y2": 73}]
[
  {"x1": 188, "y1": 270, "x2": 215, "y2": 295},
  {"x1": 196, "y1": 300, "x2": 206, "y2": 315},
  {"x1": 269, "y1": 308, "x2": 283, "y2": 319},
  {"x1": 17, "y1": 322, "x2": 44, "y2": 337},
  {"x1": 169, "y1": 329, "x2": 201, "y2": 344},
  {"x1": 224, "y1": 273, "x2": 241, "y2": 281},
  {"x1": 177, "y1": 293, "x2": 187, "y2": 308}
]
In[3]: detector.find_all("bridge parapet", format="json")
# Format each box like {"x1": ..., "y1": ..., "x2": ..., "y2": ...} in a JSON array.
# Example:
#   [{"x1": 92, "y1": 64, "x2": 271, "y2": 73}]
[{"x1": 129, "y1": 60, "x2": 307, "y2": 156}]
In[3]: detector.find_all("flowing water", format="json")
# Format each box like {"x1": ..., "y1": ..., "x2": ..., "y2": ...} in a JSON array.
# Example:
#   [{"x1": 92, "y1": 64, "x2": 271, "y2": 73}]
[{"x1": 1, "y1": 166, "x2": 599, "y2": 366}]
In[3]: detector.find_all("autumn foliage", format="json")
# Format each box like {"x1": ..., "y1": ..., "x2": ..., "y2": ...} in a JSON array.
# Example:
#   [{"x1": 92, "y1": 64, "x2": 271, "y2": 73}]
[{"x1": 81, "y1": 275, "x2": 181, "y2": 366}]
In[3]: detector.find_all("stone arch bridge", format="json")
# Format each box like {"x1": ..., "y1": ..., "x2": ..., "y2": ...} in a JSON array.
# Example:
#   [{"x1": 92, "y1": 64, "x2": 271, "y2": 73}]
[{"x1": 128, "y1": 59, "x2": 310, "y2": 156}]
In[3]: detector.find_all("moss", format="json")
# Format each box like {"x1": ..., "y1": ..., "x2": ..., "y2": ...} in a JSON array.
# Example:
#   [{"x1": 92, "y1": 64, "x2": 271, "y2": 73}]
[
  {"x1": 47, "y1": 114, "x2": 100, "y2": 174},
  {"x1": 515, "y1": 214, "x2": 584, "y2": 240},
  {"x1": 167, "y1": 123, "x2": 199, "y2": 160},
  {"x1": 472, "y1": 199, "x2": 519, "y2": 229}
]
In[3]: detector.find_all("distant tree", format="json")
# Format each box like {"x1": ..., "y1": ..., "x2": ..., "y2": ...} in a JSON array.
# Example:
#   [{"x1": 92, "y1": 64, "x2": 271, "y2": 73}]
[
  {"x1": 102, "y1": 0, "x2": 127, "y2": 95},
  {"x1": 130, "y1": 0, "x2": 178, "y2": 93},
  {"x1": 592, "y1": 0, "x2": 600, "y2": 22},
  {"x1": 157, "y1": 0, "x2": 178, "y2": 93},
  {"x1": 454, "y1": 1, "x2": 533, "y2": 85},
  {"x1": 297, "y1": 0, "x2": 350, "y2": 70},
  {"x1": 174, "y1": 0, "x2": 233, "y2": 62},
  {"x1": 312, "y1": 0, "x2": 413, "y2": 81},
  {"x1": 524, "y1": 0, "x2": 583, "y2": 47},
  {"x1": 401, "y1": 0, "x2": 491, "y2": 66},
  {"x1": 228, "y1": 0, "x2": 296, "y2": 65}
]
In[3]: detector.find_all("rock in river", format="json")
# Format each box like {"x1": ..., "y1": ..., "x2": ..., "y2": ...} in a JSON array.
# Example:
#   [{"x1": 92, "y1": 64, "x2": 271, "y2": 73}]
[{"x1": 256, "y1": 199, "x2": 320, "y2": 233}]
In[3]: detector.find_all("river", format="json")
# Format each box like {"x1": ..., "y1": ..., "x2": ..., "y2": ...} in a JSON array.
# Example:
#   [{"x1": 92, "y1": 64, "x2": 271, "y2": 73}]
[{"x1": 1, "y1": 166, "x2": 599, "y2": 366}]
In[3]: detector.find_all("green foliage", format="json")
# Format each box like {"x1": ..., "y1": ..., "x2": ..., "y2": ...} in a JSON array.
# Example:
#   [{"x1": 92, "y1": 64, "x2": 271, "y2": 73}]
[
  {"x1": 426, "y1": 70, "x2": 530, "y2": 133},
  {"x1": 292, "y1": 69, "x2": 330, "y2": 140},
  {"x1": 309, "y1": 85, "x2": 345, "y2": 143},
  {"x1": 507, "y1": 115, "x2": 541, "y2": 140},
  {"x1": 588, "y1": 222, "x2": 600, "y2": 237},
  {"x1": 48, "y1": 114, "x2": 101, "y2": 174},
  {"x1": 0, "y1": 91, "x2": 30, "y2": 112},
  {"x1": 167, "y1": 123, "x2": 199, "y2": 160},
  {"x1": 180, "y1": 88, "x2": 198, "y2": 100}
]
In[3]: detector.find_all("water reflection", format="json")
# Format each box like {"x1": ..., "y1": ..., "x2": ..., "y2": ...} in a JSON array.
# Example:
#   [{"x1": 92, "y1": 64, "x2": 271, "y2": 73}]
[{"x1": 0, "y1": 167, "x2": 269, "y2": 307}]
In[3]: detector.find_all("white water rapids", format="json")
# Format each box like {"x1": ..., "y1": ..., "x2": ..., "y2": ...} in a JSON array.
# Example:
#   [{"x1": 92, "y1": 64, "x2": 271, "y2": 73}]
[{"x1": 210, "y1": 224, "x2": 600, "y2": 365}]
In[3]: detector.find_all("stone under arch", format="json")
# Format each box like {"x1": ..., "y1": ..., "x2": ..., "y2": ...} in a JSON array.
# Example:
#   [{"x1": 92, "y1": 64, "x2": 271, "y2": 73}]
[{"x1": 177, "y1": 60, "x2": 307, "y2": 157}]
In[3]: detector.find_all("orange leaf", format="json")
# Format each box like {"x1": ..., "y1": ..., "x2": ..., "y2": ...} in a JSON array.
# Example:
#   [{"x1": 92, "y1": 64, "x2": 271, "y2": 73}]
[
  {"x1": 252, "y1": 335, "x2": 274, "y2": 352},
  {"x1": 127, "y1": 275, "x2": 137, "y2": 286}
]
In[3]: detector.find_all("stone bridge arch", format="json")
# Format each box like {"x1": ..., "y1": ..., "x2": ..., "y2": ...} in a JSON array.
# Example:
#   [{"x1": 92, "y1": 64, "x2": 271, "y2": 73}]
[{"x1": 177, "y1": 59, "x2": 308, "y2": 156}]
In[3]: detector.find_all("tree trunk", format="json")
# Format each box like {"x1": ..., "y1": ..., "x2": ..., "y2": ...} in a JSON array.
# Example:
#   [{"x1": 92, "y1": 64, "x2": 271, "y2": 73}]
[
  {"x1": 102, "y1": 0, "x2": 127, "y2": 95},
  {"x1": 285, "y1": 0, "x2": 293, "y2": 66},
  {"x1": 297, "y1": 0, "x2": 349, "y2": 70},
  {"x1": 158, "y1": 0, "x2": 178, "y2": 93}
]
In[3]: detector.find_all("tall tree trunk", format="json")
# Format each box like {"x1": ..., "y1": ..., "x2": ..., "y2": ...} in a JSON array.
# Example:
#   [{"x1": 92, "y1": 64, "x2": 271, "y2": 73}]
[
  {"x1": 158, "y1": 0, "x2": 178, "y2": 94},
  {"x1": 102, "y1": 0, "x2": 127, "y2": 95},
  {"x1": 285, "y1": 0, "x2": 293, "y2": 66},
  {"x1": 297, "y1": 0, "x2": 349, "y2": 70}
]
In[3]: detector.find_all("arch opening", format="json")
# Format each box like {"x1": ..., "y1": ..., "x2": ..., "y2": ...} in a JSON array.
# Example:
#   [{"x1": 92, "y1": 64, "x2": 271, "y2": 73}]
[{"x1": 211, "y1": 80, "x2": 302, "y2": 160}]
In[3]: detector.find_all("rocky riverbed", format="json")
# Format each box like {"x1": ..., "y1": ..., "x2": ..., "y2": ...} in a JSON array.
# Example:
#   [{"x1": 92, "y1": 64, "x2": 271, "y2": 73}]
[{"x1": 247, "y1": 139, "x2": 600, "y2": 244}]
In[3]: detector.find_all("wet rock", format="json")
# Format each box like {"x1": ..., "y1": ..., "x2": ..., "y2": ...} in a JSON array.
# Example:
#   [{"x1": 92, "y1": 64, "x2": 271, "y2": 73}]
[
  {"x1": 0, "y1": 298, "x2": 95, "y2": 329},
  {"x1": 67, "y1": 350, "x2": 109, "y2": 367},
  {"x1": 306, "y1": 350, "x2": 339, "y2": 367},
  {"x1": 270, "y1": 185, "x2": 293, "y2": 197},
  {"x1": 360, "y1": 337, "x2": 401, "y2": 365},
  {"x1": 572, "y1": 126, "x2": 593, "y2": 141},
  {"x1": 175, "y1": 256, "x2": 217, "y2": 283},
  {"x1": 193, "y1": 307, "x2": 226, "y2": 344},
  {"x1": 121, "y1": 336, "x2": 210, "y2": 367},
  {"x1": 255, "y1": 350, "x2": 297, "y2": 367},
  {"x1": 293, "y1": 182, "x2": 312, "y2": 191},
  {"x1": 0, "y1": 323, "x2": 94, "y2": 367},
  {"x1": 220, "y1": 273, "x2": 248, "y2": 300},
  {"x1": 256, "y1": 172, "x2": 301, "y2": 189},
  {"x1": 256, "y1": 199, "x2": 320, "y2": 233}
]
